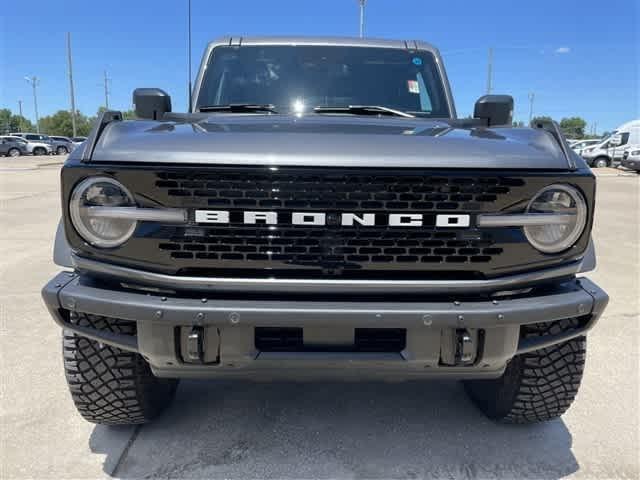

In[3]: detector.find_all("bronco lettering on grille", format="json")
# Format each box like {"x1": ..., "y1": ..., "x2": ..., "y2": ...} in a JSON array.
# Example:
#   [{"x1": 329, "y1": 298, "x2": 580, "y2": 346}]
[{"x1": 194, "y1": 210, "x2": 471, "y2": 228}]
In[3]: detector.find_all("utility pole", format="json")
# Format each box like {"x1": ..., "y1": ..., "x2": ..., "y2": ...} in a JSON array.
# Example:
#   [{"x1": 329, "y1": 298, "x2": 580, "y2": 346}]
[
  {"x1": 358, "y1": 0, "x2": 366, "y2": 38},
  {"x1": 486, "y1": 47, "x2": 493, "y2": 94},
  {"x1": 24, "y1": 76, "x2": 40, "y2": 133},
  {"x1": 103, "y1": 70, "x2": 110, "y2": 109},
  {"x1": 18, "y1": 100, "x2": 23, "y2": 117},
  {"x1": 527, "y1": 92, "x2": 535, "y2": 125},
  {"x1": 66, "y1": 32, "x2": 77, "y2": 137},
  {"x1": 188, "y1": 0, "x2": 193, "y2": 112}
]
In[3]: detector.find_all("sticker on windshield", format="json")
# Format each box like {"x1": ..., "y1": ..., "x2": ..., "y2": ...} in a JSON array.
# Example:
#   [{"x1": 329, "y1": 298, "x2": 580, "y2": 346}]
[
  {"x1": 407, "y1": 80, "x2": 420, "y2": 94},
  {"x1": 412, "y1": 57, "x2": 423, "y2": 66}
]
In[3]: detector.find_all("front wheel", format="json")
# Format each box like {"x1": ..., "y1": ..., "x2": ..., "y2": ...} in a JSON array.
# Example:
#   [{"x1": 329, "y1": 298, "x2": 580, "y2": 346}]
[
  {"x1": 63, "y1": 314, "x2": 178, "y2": 425},
  {"x1": 56, "y1": 146, "x2": 68, "y2": 155},
  {"x1": 32, "y1": 147, "x2": 46, "y2": 156},
  {"x1": 593, "y1": 157, "x2": 609, "y2": 168},
  {"x1": 464, "y1": 318, "x2": 586, "y2": 424}
]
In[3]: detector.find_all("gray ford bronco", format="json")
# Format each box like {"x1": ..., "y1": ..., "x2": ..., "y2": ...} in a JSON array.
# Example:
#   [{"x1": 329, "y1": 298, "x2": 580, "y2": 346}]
[{"x1": 43, "y1": 36, "x2": 608, "y2": 425}]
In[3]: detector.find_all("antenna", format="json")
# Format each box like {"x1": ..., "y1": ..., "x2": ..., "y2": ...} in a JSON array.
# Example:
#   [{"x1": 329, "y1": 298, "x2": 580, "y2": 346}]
[{"x1": 188, "y1": 0, "x2": 193, "y2": 112}]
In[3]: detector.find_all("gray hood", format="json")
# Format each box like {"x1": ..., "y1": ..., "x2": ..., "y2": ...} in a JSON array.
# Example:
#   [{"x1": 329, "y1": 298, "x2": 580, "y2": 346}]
[{"x1": 92, "y1": 114, "x2": 570, "y2": 169}]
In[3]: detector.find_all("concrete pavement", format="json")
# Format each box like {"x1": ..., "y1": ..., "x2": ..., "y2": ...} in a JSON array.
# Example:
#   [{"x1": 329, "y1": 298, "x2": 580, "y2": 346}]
[{"x1": 0, "y1": 162, "x2": 638, "y2": 479}]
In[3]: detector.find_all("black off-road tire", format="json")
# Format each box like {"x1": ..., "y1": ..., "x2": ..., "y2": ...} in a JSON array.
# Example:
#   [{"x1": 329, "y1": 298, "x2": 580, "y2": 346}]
[
  {"x1": 464, "y1": 318, "x2": 586, "y2": 424},
  {"x1": 62, "y1": 313, "x2": 178, "y2": 425}
]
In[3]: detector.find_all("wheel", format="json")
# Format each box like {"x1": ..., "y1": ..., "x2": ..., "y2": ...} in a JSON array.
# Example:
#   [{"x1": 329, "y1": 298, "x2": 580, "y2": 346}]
[
  {"x1": 33, "y1": 147, "x2": 46, "y2": 156},
  {"x1": 7, "y1": 148, "x2": 21, "y2": 157},
  {"x1": 464, "y1": 318, "x2": 586, "y2": 424},
  {"x1": 63, "y1": 313, "x2": 178, "y2": 425},
  {"x1": 56, "y1": 146, "x2": 68, "y2": 155},
  {"x1": 593, "y1": 157, "x2": 609, "y2": 168}
]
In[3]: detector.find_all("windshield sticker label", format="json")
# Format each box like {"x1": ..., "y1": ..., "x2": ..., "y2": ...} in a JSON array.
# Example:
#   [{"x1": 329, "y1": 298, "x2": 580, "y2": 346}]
[
  {"x1": 412, "y1": 57, "x2": 423, "y2": 66},
  {"x1": 407, "y1": 80, "x2": 420, "y2": 94}
]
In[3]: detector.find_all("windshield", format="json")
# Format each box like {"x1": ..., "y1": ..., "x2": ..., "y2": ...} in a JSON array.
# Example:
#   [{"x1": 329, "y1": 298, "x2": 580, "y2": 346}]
[{"x1": 196, "y1": 45, "x2": 450, "y2": 117}]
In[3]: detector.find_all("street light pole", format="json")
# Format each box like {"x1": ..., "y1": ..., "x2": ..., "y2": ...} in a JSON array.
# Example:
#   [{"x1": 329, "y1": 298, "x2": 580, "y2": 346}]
[
  {"x1": 103, "y1": 70, "x2": 110, "y2": 109},
  {"x1": 486, "y1": 47, "x2": 493, "y2": 94},
  {"x1": 528, "y1": 92, "x2": 535, "y2": 125},
  {"x1": 66, "y1": 32, "x2": 77, "y2": 137},
  {"x1": 18, "y1": 100, "x2": 23, "y2": 117},
  {"x1": 24, "y1": 76, "x2": 40, "y2": 133},
  {"x1": 359, "y1": 0, "x2": 366, "y2": 38}
]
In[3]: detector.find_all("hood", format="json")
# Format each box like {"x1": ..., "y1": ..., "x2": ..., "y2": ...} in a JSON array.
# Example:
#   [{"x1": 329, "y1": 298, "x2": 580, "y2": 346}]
[{"x1": 92, "y1": 114, "x2": 571, "y2": 169}]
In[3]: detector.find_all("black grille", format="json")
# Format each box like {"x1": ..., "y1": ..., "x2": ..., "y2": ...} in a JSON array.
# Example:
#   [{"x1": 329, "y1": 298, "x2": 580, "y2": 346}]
[
  {"x1": 155, "y1": 172, "x2": 525, "y2": 211},
  {"x1": 157, "y1": 226, "x2": 502, "y2": 266}
]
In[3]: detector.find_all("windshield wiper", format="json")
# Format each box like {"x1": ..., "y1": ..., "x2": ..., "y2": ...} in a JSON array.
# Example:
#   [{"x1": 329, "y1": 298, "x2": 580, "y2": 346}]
[
  {"x1": 313, "y1": 105, "x2": 415, "y2": 118},
  {"x1": 199, "y1": 104, "x2": 278, "y2": 113}
]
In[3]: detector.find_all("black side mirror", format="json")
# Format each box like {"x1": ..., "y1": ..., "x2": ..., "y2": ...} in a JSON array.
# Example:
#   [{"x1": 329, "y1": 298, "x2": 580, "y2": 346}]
[
  {"x1": 474, "y1": 95, "x2": 513, "y2": 127},
  {"x1": 133, "y1": 88, "x2": 172, "y2": 120}
]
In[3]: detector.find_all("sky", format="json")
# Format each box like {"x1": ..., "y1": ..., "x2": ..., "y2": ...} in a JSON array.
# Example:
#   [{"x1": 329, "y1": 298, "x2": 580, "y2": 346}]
[{"x1": 1, "y1": 0, "x2": 638, "y2": 133}]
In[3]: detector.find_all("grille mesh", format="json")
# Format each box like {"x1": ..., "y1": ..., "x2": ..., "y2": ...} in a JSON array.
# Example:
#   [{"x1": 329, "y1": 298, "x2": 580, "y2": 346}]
[
  {"x1": 157, "y1": 226, "x2": 502, "y2": 266},
  {"x1": 155, "y1": 172, "x2": 524, "y2": 211}
]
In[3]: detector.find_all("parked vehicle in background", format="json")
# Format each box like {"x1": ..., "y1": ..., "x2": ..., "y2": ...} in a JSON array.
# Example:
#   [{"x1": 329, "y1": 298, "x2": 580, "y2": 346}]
[
  {"x1": 571, "y1": 139, "x2": 601, "y2": 157},
  {"x1": 621, "y1": 146, "x2": 640, "y2": 172},
  {"x1": 50, "y1": 136, "x2": 75, "y2": 154},
  {"x1": 6, "y1": 134, "x2": 53, "y2": 156},
  {"x1": 71, "y1": 136, "x2": 87, "y2": 145},
  {"x1": 582, "y1": 120, "x2": 640, "y2": 168},
  {"x1": 0, "y1": 136, "x2": 28, "y2": 157}
]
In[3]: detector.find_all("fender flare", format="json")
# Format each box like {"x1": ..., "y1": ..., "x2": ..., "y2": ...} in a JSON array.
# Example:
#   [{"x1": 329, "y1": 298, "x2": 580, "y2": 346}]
[{"x1": 53, "y1": 220, "x2": 73, "y2": 268}]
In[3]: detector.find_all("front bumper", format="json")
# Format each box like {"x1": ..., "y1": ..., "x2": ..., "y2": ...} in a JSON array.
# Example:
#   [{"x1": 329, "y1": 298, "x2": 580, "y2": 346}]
[{"x1": 42, "y1": 271, "x2": 608, "y2": 380}]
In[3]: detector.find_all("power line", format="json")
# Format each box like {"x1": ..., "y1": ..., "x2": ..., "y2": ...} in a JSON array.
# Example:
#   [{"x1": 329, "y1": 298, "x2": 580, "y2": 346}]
[
  {"x1": 67, "y1": 32, "x2": 77, "y2": 137},
  {"x1": 24, "y1": 76, "x2": 40, "y2": 133}
]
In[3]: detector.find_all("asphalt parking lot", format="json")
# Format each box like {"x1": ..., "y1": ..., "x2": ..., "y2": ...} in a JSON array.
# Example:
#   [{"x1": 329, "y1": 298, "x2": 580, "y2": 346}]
[{"x1": 1, "y1": 156, "x2": 638, "y2": 479}]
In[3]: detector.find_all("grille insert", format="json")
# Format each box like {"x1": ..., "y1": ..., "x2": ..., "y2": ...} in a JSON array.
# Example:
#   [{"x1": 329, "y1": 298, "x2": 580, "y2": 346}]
[
  {"x1": 157, "y1": 226, "x2": 502, "y2": 266},
  {"x1": 155, "y1": 172, "x2": 524, "y2": 211}
]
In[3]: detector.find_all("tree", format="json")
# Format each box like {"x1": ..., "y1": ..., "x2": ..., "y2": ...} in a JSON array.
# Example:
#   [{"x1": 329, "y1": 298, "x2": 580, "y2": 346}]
[
  {"x1": 0, "y1": 108, "x2": 35, "y2": 134},
  {"x1": 529, "y1": 116, "x2": 554, "y2": 127},
  {"x1": 559, "y1": 117, "x2": 587, "y2": 139},
  {"x1": 39, "y1": 110, "x2": 92, "y2": 137}
]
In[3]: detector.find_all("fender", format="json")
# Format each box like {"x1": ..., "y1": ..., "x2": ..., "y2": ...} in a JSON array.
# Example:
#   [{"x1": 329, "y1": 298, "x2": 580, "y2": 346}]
[{"x1": 53, "y1": 220, "x2": 73, "y2": 268}]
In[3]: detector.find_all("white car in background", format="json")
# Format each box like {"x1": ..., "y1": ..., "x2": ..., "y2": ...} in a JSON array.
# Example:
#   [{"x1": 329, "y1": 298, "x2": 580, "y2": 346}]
[
  {"x1": 571, "y1": 139, "x2": 601, "y2": 157},
  {"x1": 3, "y1": 135, "x2": 52, "y2": 156}
]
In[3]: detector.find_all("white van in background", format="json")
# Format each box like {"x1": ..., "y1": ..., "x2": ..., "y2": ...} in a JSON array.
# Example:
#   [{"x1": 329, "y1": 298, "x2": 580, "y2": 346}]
[{"x1": 582, "y1": 120, "x2": 640, "y2": 168}]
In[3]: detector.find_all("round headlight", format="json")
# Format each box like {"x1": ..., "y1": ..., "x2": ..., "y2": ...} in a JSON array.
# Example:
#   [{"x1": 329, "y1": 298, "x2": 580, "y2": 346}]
[
  {"x1": 524, "y1": 184, "x2": 587, "y2": 253},
  {"x1": 69, "y1": 177, "x2": 137, "y2": 248}
]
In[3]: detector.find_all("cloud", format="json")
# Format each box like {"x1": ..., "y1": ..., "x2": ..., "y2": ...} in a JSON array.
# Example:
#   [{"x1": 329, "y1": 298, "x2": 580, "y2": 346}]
[{"x1": 555, "y1": 47, "x2": 571, "y2": 54}]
